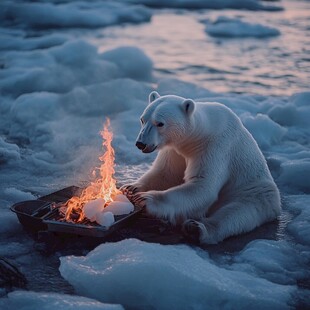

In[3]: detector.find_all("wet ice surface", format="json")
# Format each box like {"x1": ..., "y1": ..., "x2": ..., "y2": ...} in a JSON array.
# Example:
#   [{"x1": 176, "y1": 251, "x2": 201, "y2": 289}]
[
  {"x1": 0, "y1": 0, "x2": 309, "y2": 308},
  {"x1": 0, "y1": 290, "x2": 124, "y2": 310}
]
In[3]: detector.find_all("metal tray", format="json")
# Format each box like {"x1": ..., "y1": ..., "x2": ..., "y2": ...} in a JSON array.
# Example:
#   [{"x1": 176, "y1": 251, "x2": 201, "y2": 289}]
[
  {"x1": 10, "y1": 186, "x2": 143, "y2": 238},
  {"x1": 44, "y1": 210, "x2": 142, "y2": 238}
]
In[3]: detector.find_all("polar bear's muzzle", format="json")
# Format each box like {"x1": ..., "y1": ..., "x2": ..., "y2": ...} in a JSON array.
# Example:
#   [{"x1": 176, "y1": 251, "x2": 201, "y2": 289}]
[
  {"x1": 136, "y1": 141, "x2": 146, "y2": 150},
  {"x1": 136, "y1": 141, "x2": 157, "y2": 153},
  {"x1": 143, "y1": 145, "x2": 157, "y2": 153},
  {"x1": 136, "y1": 125, "x2": 159, "y2": 153}
]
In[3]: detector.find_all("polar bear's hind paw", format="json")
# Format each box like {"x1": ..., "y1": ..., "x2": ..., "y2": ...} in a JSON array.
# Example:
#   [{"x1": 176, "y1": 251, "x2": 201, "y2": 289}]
[{"x1": 182, "y1": 219, "x2": 204, "y2": 244}]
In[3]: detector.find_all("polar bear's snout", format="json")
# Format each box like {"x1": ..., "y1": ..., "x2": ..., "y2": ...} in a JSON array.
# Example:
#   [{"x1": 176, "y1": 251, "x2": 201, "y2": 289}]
[
  {"x1": 136, "y1": 141, "x2": 146, "y2": 150},
  {"x1": 135, "y1": 139, "x2": 157, "y2": 153},
  {"x1": 136, "y1": 124, "x2": 159, "y2": 153}
]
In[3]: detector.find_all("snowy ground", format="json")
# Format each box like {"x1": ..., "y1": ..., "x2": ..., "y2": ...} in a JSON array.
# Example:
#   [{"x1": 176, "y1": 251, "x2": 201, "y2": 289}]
[{"x1": 0, "y1": 0, "x2": 309, "y2": 309}]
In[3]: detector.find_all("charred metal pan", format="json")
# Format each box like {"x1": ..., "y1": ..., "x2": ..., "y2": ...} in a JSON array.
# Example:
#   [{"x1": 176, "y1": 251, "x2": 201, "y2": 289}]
[
  {"x1": 43, "y1": 208, "x2": 142, "y2": 238},
  {"x1": 10, "y1": 200, "x2": 52, "y2": 232},
  {"x1": 10, "y1": 186, "x2": 143, "y2": 238}
]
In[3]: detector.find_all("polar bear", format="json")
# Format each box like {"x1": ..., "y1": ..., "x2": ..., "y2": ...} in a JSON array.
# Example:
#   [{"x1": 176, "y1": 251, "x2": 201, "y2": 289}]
[{"x1": 122, "y1": 91, "x2": 281, "y2": 244}]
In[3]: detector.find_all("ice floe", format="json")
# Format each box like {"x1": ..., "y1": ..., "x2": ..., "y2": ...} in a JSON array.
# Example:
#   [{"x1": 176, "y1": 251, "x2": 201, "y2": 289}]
[{"x1": 204, "y1": 16, "x2": 280, "y2": 38}]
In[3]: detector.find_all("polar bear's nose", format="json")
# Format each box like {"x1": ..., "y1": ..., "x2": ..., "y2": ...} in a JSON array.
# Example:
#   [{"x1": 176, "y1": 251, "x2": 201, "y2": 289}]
[{"x1": 136, "y1": 141, "x2": 146, "y2": 150}]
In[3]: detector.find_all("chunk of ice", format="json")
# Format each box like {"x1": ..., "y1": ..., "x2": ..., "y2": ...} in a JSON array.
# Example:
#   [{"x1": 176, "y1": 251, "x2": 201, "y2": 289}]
[
  {"x1": 113, "y1": 194, "x2": 131, "y2": 203},
  {"x1": 84, "y1": 198, "x2": 106, "y2": 222},
  {"x1": 103, "y1": 201, "x2": 134, "y2": 216},
  {"x1": 96, "y1": 211, "x2": 115, "y2": 227},
  {"x1": 83, "y1": 195, "x2": 134, "y2": 224},
  {"x1": 60, "y1": 239, "x2": 295, "y2": 310}
]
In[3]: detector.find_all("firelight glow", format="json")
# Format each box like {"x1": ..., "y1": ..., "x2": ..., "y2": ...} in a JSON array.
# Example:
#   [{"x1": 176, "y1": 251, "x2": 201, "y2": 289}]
[{"x1": 65, "y1": 118, "x2": 121, "y2": 222}]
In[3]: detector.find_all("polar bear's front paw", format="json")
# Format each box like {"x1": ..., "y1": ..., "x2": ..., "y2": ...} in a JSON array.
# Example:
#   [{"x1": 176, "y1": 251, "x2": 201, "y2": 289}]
[
  {"x1": 120, "y1": 183, "x2": 143, "y2": 197},
  {"x1": 182, "y1": 219, "x2": 207, "y2": 244},
  {"x1": 131, "y1": 192, "x2": 155, "y2": 210}
]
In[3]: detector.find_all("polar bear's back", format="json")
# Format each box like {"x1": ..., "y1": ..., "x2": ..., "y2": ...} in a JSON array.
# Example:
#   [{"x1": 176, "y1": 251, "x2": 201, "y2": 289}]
[{"x1": 195, "y1": 101, "x2": 274, "y2": 186}]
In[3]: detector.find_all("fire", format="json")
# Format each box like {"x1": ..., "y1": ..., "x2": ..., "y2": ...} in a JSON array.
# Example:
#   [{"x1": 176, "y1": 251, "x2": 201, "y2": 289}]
[{"x1": 65, "y1": 118, "x2": 121, "y2": 222}]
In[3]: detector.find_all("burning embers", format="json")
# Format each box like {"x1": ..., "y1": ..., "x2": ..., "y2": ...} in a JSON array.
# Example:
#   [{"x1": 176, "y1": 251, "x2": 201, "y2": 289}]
[{"x1": 62, "y1": 118, "x2": 134, "y2": 227}]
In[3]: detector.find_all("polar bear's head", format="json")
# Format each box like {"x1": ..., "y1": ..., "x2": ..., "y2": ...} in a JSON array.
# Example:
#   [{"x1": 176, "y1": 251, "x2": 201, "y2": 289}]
[{"x1": 136, "y1": 91, "x2": 195, "y2": 153}]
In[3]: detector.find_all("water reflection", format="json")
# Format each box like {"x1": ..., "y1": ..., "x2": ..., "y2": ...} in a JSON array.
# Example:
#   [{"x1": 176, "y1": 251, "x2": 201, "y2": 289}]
[{"x1": 93, "y1": 0, "x2": 309, "y2": 96}]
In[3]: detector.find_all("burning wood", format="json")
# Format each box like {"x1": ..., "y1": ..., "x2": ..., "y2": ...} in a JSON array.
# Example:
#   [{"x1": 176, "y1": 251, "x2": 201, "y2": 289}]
[{"x1": 61, "y1": 118, "x2": 134, "y2": 227}]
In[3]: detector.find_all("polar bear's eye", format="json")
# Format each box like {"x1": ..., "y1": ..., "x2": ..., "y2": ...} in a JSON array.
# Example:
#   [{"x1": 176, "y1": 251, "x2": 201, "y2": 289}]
[
  {"x1": 140, "y1": 118, "x2": 145, "y2": 125},
  {"x1": 157, "y1": 122, "x2": 164, "y2": 127}
]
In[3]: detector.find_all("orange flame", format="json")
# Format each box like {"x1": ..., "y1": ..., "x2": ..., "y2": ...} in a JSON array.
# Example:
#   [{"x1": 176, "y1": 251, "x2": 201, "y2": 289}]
[{"x1": 65, "y1": 118, "x2": 121, "y2": 222}]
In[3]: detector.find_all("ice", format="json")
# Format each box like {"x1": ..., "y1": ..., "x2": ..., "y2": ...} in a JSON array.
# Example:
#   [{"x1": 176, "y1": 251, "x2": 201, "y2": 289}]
[
  {"x1": 204, "y1": 16, "x2": 280, "y2": 38},
  {"x1": 84, "y1": 196, "x2": 134, "y2": 224},
  {"x1": 0, "y1": 291, "x2": 124, "y2": 310},
  {"x1": 101, "y1": 46, "x2": 153, "y2": 81},
  {"x1": 0, "y1": 39, "x2": 151, "y2": 186},
  {"x1": 0, "y1": 1, "x2": 151, "y2": 29},
  {"x1": 1, "y1": 40, "x2": 112, "y2": 97},
  {"x1": 231, "y1": 239, "x2": 310, "y2": 286},
  {"x1": 0, "y1": 33, "x2": 69, "y2": 51},
  {"x1": 102, "y1": 201, "x2": 134, "y2": 216},
  {"x1": 114, "y1": 194, "x2": 131, "y2": 204},
  {"x1": 84, "y1": 198, "x2": 106, "y2": 222},
  {"x1": 240, "y1": 113, "x2": 287, "y2": 150},
  {"x1": 60, "y1": 239, "x2": 295, "y2": 310},
  {"x1": 96, "y1": 212, "x2": 115, "y2": 228},
  {"x1": 277, "y1": 161, "x2": 310, "y2": 194},
  {"x1": 286, "y1": 195, "x2": 310, "y2": 246},
  {"x1": 0, "y1": 210, "x2": 21, "y2": 234},
  {"x1": 0, "y1": 242, "x2": 30, "y2": 258},
  {"x1": 0, "y1": 137, "x2": 21, "y2": 164},
  {"x1": 0, "y1": 0, "x2": 309, "y2": 307},
  {"x1": 117, "y1": 0, "x2": 282, "y2": 11},
  {"x1": 3, "y1": 188, "x2": 36, "y2": 204},
  {"x1": 268, "y1": 92, "x2": 310, "y2": 128}
]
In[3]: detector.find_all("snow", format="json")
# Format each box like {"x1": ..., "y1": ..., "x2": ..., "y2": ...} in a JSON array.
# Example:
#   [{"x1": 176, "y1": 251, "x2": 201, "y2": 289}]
[
  {"x1": 60, "y1": 239, "x2": 295, "y2": 310},
  {"x1": 286, "y1": 195, "x2": 310, "y2": 246},
  {"x1": 0, "y1": 291, "x2": 124, "y2": 310},
  {"x1": 0, "y1": 33, "x2": 69, "y2": 51},
  {"x1": 0, "y1": 137, "x2": 21, "y2": 164},
  {"x1": 0, "y1": 39, "x2": 151, "y2": 190},
  {"x1": 268, "y1": 92, "x2": 310, "y2": 128},
  {"x1": 233, "y1": 239, "x2": 310, "y2": 285},
  {"x1": 101, "y1": 46, "x2": 153, "y2": 81},
  {"x1": 0, "y1": 1, "x2": 151, "y2": 29},
  {"x1": 204, "y1": 16, "x2": 280, "y2": 38},
  {"x1": 0, "y1": 211, "x2": 21, "y2": 234},
  {"x1": 240, "y1": 113, "x2": 287, "y2": 150},
  {"x1": 3, "y1": 188, "x2": 36, "y2": 204},
  {"x1": 277, "y1": 161, "x2": 310, "y2": 194}
]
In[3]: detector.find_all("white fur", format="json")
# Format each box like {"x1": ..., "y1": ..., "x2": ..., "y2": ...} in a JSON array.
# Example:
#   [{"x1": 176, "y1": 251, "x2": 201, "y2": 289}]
[{"x1": 124, "y1": 93, "x2": 281, "y2": 244}]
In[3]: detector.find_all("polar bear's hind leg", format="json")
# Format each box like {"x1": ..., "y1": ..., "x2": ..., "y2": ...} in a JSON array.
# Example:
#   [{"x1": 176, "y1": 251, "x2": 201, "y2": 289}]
[{"x1": 183, "y1": 198, "x2": 280, "y2": 244}]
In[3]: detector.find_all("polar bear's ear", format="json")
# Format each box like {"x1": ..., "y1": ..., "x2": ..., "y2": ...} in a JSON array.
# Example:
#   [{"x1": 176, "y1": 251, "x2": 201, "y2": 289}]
[
  {"x1": 182, "y1": 99, "x2": 195, "y2": 116},
  {"x1": 149, "y1": 91, "x2": 160, "y2": 103}
]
